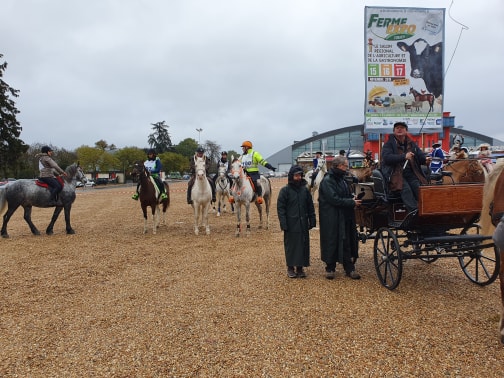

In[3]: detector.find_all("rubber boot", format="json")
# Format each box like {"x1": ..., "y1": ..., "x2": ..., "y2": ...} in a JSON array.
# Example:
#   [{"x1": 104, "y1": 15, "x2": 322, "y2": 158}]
[{"x1": 187, "y1": 180, "x2": 193, "y2": 204}]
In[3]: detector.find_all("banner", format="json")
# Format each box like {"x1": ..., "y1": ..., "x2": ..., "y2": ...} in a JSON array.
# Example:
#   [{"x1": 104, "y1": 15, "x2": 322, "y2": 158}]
[{"x1": 364, "y1": 7, "x2": 445, "y2": 134}]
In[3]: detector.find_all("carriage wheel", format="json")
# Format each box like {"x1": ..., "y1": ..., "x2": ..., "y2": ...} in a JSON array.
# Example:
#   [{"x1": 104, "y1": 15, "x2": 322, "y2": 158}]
[
  {"x1": 373, "y1": 227, "x2": 403, "y2": 290},
  {"x1": 458, "y1": 224, "x2": 500, "y2": 286},
  {"x1": 419, "y1": 247, "x2": 440, "y2": 264}
]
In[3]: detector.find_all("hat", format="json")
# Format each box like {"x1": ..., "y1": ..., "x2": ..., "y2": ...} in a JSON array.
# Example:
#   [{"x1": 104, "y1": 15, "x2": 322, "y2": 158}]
[
  {"x1": 221, "y1": 151, "x2": 228, "y2": 155},
  {"x1": 196, "y1": 146, "x2": 204, "y2": 153},
  {"x1": 147, "y1": 148, "x2": 156, "y2": 155},
  {"x1": 41, "y1": 146, "x2": 53, "y2": 154},
  {"x1": 315, "y1": 151, "x2": 323, "y2": 155},
  {"x1": 241, "y1": 140, "x2": 253, "y2": 149},
  {"x1": 432, "y1": 142, "x2": 441, "y2": 148},
  {"x1": 478, "y1": 143, "x2": 490, "y2": 150},
  {"x1": 393, "y1": 121, "x2": 408, "y2": 130}
]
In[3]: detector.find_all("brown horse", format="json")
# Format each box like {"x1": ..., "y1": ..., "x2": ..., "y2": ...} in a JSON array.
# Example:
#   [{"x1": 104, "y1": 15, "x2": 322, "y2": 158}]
[
  {"x1": 409, "y1": 87, "x2": 434, "y2": 112},
  {"x1": 442, "y1": 159, "x2": 486, "y2": 184},
  {"x1": 349, "y1": 166, "x2": 374, "y2": 183},
  {"x1": 131, "y1": 161, "x2": 170, "y2": 234},
  {"x1": 480, "y1": 161, "x2": 504, "y2": 344}
]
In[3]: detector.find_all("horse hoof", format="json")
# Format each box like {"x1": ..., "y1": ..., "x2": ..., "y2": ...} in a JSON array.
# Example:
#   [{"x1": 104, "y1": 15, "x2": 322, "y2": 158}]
[
  {"x1": 45, "y1": 231, "x2": 52, "y2": 235},
  {"x1": 67, "y1": 229, "x2": 75, "y2": 235},
  {"x1": 1, "y1": 234, "x2": 9, "y2": 239}
]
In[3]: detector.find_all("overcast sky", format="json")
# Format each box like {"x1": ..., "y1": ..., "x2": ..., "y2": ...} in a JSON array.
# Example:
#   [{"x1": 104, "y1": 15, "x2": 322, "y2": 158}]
[{"x1": 2, "y1": 0, "x2": 503, "y2": 157}]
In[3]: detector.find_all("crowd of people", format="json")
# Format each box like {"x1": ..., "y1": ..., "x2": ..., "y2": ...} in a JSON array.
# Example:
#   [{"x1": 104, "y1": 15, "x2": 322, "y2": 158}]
[{"x1": 35, "y1": 126, "x2": 499, "y2": 282}]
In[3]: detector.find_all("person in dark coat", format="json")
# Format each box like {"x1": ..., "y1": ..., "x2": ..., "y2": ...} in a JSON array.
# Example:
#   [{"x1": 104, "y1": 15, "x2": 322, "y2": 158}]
[
  {"x1": 381, "y1": 121, "x2": 429, "y2": 213},
  {"x1": 277, "y1": 165, "x2": 316, "y2": 278},
  {"x1": 319, "y1": 155, "x2": 362, "y2": 280}
]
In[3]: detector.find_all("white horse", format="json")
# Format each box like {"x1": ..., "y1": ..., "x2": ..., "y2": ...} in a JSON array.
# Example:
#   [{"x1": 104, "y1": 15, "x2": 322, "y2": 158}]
[
  {"x1": 191, "y1": 156, "x2": 212, "y2": 235},
  {"x1": 230, "y1": 158, "x2": 272, "y2": 237},
  {"x1": 306, "y1": 159, "x2": 327, "y2": 200},
  {"x1": 214, "y1": 165, "x2": 233, "y2": 217}
]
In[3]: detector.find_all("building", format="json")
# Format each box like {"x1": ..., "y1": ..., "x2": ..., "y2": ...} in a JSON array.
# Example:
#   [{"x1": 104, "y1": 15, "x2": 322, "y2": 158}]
[{"x1": 264, "y1": 113, "x2": 503, "y2": 171}]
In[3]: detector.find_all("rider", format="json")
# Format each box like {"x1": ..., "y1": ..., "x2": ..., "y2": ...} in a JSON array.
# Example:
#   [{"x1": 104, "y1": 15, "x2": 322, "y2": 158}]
[
  {"x1": 132, "y1": 149, "x2": 168, "y2": 200},
  {"x1": 310, "y1": 151, "x2": 324, "y2": 188},
  {"x1": 477, "y1": 143, "x2": 494, "y2": 173},
  {"x1": 213, "y1": 151, "x2": 232, "y2": 188},
  {"x1": 239, "y1": 140, "x2": 276, "y2": 204},
  {"x1": 187, "y1": 146, "x2": 216, "y2": 205},
  {"x1": 37, "y1": 146, "x2": 67, "y2": 202}
]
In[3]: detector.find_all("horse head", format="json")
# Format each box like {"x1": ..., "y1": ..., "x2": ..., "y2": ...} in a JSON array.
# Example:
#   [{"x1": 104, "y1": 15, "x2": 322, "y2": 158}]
[
  {"x1": 230, "y1": 159, "x2": 244, "y2": 180},
  {"x1": 194, "y1": 157, "x2": 207, "y2": 179}
]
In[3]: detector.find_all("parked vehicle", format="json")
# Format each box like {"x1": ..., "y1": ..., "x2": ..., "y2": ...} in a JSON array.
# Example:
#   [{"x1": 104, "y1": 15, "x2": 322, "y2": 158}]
[
  {"x1": 95, "y1": 178, "x2": 108, "y2": 185},
  {"x1": 169, "y1": 171, "x2": 182, "y2": 180}
]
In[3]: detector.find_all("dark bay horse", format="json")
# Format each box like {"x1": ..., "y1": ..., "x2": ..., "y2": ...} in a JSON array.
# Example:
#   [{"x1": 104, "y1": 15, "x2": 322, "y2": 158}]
[
  {"x1": 479, "y1": 161, "x2": 504, "y2": 344},
  {"x1": 131, "y1": 161, "x2": 170, "y2": 234},
  {"x1": 409, "y1": 87, "x2": 434, "y2": 112},
  {"x1": 0, "y1": 163, "x2": 86, "y2": 238}
]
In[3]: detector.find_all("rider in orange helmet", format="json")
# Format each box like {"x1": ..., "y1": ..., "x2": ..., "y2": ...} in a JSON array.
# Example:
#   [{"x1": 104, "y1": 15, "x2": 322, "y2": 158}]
[{"x1": 238, "y1": 140, "x2": 276, "y2": 204}]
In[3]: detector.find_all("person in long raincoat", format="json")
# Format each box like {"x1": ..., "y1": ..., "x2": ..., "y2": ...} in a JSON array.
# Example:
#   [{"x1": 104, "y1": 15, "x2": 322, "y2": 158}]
[
  {"x1": 319, "y1": 155, "x2": 362, "y2": 280},
  {"x1": 277, "y1": 165, "x2": 316, "y2": 278}
]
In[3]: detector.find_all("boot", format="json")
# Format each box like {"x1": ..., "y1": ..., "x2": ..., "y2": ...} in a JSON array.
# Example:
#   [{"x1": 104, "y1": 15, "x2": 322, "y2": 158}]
[
  {"x1": 161, "y1": 192, "x2": 168, "y2": 200},
  {"x1": 132, "y1": 192, "x2": 139, "y2": 200}
]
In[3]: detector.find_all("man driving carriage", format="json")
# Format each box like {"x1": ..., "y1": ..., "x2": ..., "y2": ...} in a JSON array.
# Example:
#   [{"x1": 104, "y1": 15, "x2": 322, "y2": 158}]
[
  {"x1": 381, "y1": 122, "x2": 430, "y2": 214},
  {"x1": 36, "y1": 146, "x2": 67, "y2": 202},
  {"x1": 187, "y1": 146, "x2": 216, "y2": 205},
  {"x1": 132, "y1": 149, "x2": 168, "y2": 201},
  {"x1": 239, "y1": 140, "x2": 276, "y2": 205}
]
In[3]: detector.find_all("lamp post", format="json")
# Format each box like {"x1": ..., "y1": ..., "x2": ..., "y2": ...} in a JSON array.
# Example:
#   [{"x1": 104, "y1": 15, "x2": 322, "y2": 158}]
[{"x1": 196, "y1": 128, "x2": 203, "y2": 144}]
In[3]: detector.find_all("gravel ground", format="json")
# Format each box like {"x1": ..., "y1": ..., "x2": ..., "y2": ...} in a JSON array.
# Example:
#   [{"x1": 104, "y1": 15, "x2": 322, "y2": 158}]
[{"x1": 0, "y1": 180, "x2": 502, "y2": 377}]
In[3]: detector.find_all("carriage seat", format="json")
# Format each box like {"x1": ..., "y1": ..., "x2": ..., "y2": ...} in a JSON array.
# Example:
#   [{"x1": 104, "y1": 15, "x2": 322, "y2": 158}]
[{"x1": 371, "y1": 169, "x2": 401, "y2": 202}]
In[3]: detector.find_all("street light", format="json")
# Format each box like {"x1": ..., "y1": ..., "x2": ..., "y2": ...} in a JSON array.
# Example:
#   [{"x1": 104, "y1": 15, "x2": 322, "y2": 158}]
[{"x1": 196, "y1": 128, "x2": 203, "y2": 144}]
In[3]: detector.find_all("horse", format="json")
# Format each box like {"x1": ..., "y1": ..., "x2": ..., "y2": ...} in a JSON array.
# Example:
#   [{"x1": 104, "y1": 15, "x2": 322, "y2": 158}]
[
  {"x1": 409, "y1": 87, "x2": 434, "y2": 112},
  {"x1": 479, "y1": 161, "x2": 504, "y2": 344},
  {"x1": 349, "y1": 166, "x2": 374, "y2": 183},
  {"x1": 131, "y1": 161, "x2": 170, "y2": 234},
  {"x1": 0, "y1": 163, "x2": 86, "y2": 238},
  {"x1": 442, "y1": 159, "x2": 486, "y2": 184},
  {"x1": 214, "y1": 165, "x2": 233, "y2": 217},
  {"x1": 306, "y1": 159, "x2": 327, "y2": 200},
  {"x1": 191, "y1": 156, "x2": 212, "y2": 235},
  {"x1": 230, "y1": 158, "x2": 272, "y2": 236}
]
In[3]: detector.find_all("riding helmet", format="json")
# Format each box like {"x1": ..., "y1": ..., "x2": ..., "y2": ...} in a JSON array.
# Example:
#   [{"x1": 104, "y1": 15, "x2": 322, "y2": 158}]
[
  {"x1": 147, "y1": 148, "x2": 156, "y2": 155},
  {"x1": 196, "y1": 146, "x2": 204, "y2": 153},
  {"x1": 241, "y1": 140, "x2": 253, "y2": 149},
  {"x1": 393, "y1": 121, "x2": 408, "y2": 130},
  {"x1": 41, "y1": 146, "x2": 53, "y2": 154},
  {"x1": 221, "y1": 151, "x2": 228, "y2": 155}
]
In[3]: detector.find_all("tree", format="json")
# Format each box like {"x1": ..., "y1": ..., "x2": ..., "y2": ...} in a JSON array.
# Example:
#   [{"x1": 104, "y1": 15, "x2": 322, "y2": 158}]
[
  {"x1": 75, "y1": 145, "x2": 119, "y2": 179},
  {"x1": 0, "y1": 54, "x2": 28, "y2": 178},
  {"x1": 158, "y1": 151, "x2": 188, "y2": 174},
  {"x1": 114, "y1": 146, "x2": 145, "y2": 179},
  {"x1": 202, "y1": 140, "x2": 221, "y2": 173},
  {"x1": 175, "y1": 138, "x2": 198, "y2": 158},
  {"x1": 147, "y1": 121, "x2": 172, "y2": 153}
]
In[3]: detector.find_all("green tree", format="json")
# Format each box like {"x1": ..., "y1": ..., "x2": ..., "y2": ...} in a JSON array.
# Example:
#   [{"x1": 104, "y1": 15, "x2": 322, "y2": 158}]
[
  {"x1": 114, "y1": 146, "x2": 145, "y2": 179},
  {"x1": 147, "y1": 121, "x2": 172, "y2": 153},
  {"x1": 0, "y1": 54, "x2": 28, "y2": 178},
  {"x1": 75, "y1": 145, "x2": 118, "y2": 178},
  {"x1": 175, "y1": 138, "x2": 198, "y2": 158},
  {"x1": 158, "y1": 151, "x2": 188, "y2": 174}
]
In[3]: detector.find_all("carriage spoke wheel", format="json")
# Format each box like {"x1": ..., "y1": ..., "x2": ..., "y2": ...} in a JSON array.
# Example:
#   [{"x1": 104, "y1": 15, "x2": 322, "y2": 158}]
[
  {"x1": 458, "y1": 224, "x2": 500, "y2": 286},
  {"x1": 374, "y1": 227, "x2": 402, "y2": 290}
]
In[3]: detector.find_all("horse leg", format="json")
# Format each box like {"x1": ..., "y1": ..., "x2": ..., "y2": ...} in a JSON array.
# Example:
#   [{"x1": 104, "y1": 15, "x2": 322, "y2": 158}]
[
  {"x1": 63, "y1": 205, "x2": 75, "y2": 235},
  {"x1": 46, "y1": 206, "x2": 64, "y2": 235},
  {"x1": 19, "y1": 205, "x2": 41, "y2": 236},
  {"x1": 500, "y1": 250, "x2": 504, "y2": 344},
  {"x1": 152, "y1": 206, "x2": 158, "y2": 235},
  {"x1": 1, "y1": 205, "x2": 21, "y2": 238},
  {"x1": 194, "y1": 203, "x2": 200, "y2": 235},
  {"x1": 142, "y1": 205, "x2": 148, "y2": 234},
  {"x1": 245, "y1": 203, "x2": 251, "y2": 236},
  {"x1": 255, "y1": 201, "x2": 263, "y2": 229},
  {"x1": 203, "y1": 203, "x2": 211, "y2": 235},
  {"x1": 235, "y1": 203, "x2": 241, "y2": 237}
]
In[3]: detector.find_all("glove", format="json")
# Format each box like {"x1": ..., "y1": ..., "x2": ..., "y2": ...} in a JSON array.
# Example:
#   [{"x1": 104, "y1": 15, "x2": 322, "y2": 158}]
[{"x1": 265, "y1": 163, "x2": 276, "y2": 171}]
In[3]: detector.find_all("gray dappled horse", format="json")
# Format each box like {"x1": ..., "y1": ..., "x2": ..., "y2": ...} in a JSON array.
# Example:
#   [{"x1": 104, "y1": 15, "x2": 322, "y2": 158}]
[{"x1": 0, "y1": 163, "x2": 86, "y2": 238}]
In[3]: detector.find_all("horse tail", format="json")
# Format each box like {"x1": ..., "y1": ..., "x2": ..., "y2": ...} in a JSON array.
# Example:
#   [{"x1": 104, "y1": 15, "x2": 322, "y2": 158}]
[{"x1": 0, "y1": 187, "x2": 7, "y2": 216}]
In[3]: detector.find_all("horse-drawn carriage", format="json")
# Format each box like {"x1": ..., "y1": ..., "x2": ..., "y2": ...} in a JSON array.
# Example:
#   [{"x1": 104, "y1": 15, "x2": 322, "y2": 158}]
[{"x1": 352, "y1": 167, "x2": 500, "y2": 290}]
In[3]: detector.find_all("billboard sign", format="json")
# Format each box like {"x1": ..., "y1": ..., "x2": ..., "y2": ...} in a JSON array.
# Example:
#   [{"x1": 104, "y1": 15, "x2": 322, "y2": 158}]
[{"x1": 364, "y1": 7, "x2": 445, "y2": 134}]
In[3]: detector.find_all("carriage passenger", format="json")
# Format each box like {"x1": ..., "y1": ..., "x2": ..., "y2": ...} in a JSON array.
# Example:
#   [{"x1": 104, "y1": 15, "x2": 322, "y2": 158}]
[
  {"x1": 187, "y1": 146, "x2": 216, "y2": 205},
  {"x1": 36, "y1": 146, "x2": 67, "y2": 202},
  {"x1": 477, "y1": 143, "x2": 494, "y2": 173},
  {"x1": 429, "y1": 142, "x2": 445, "y2": 174},
  {"x1": 310, "y1": 151, "x2": 325, "y2": 188},
  {"x1": 132, "y1": 149, "x2": 168, "y2": 200},
  {"x1": 449, "y1": 143, "x2": 468, "y2": 160},
  {"x1": 381, "y1": 122, "x2": 430, "y2": 214},
  {"x1": 239, "y1": 140, "x2": 276, "y2": 205}
]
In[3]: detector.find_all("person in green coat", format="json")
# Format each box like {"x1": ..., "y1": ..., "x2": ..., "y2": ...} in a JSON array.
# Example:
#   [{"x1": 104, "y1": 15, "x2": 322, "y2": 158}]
[
  {"x1": 319, "y1": 155, "x2": 362, "y2": 280},
  {"x1": 277, "y1": 165, "x2": 316, "y2": 278}
]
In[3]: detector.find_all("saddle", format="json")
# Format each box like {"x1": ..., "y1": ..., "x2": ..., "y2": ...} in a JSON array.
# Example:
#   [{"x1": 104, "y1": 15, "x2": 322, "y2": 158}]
[
  {"x1": 35, "y1": 176, "x2": 65, "y2": 189},
  {"x1": 491, "y1": 171, "x2": 504, "y2": 226}
]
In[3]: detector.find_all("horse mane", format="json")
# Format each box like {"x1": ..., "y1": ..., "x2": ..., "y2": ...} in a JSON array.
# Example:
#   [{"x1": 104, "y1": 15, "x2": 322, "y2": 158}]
[{"x1": 480, "y1": 160, "x2": 504, "y2": 235}]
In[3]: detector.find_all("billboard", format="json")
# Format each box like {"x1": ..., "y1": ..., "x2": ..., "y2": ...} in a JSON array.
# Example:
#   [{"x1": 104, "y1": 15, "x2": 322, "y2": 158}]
[{"x1": 364, "y1": 7, "x2": 445, "y2": 134}]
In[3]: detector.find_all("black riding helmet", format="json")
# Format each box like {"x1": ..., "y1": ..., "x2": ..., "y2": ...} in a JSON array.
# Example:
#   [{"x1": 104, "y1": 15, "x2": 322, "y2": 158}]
[
  {"x1": 196, "y1": 146, "x2": 204, "y2": 153},
  {"x1": 41, "y1": 146, "x2": 53, "y2": 154}
]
